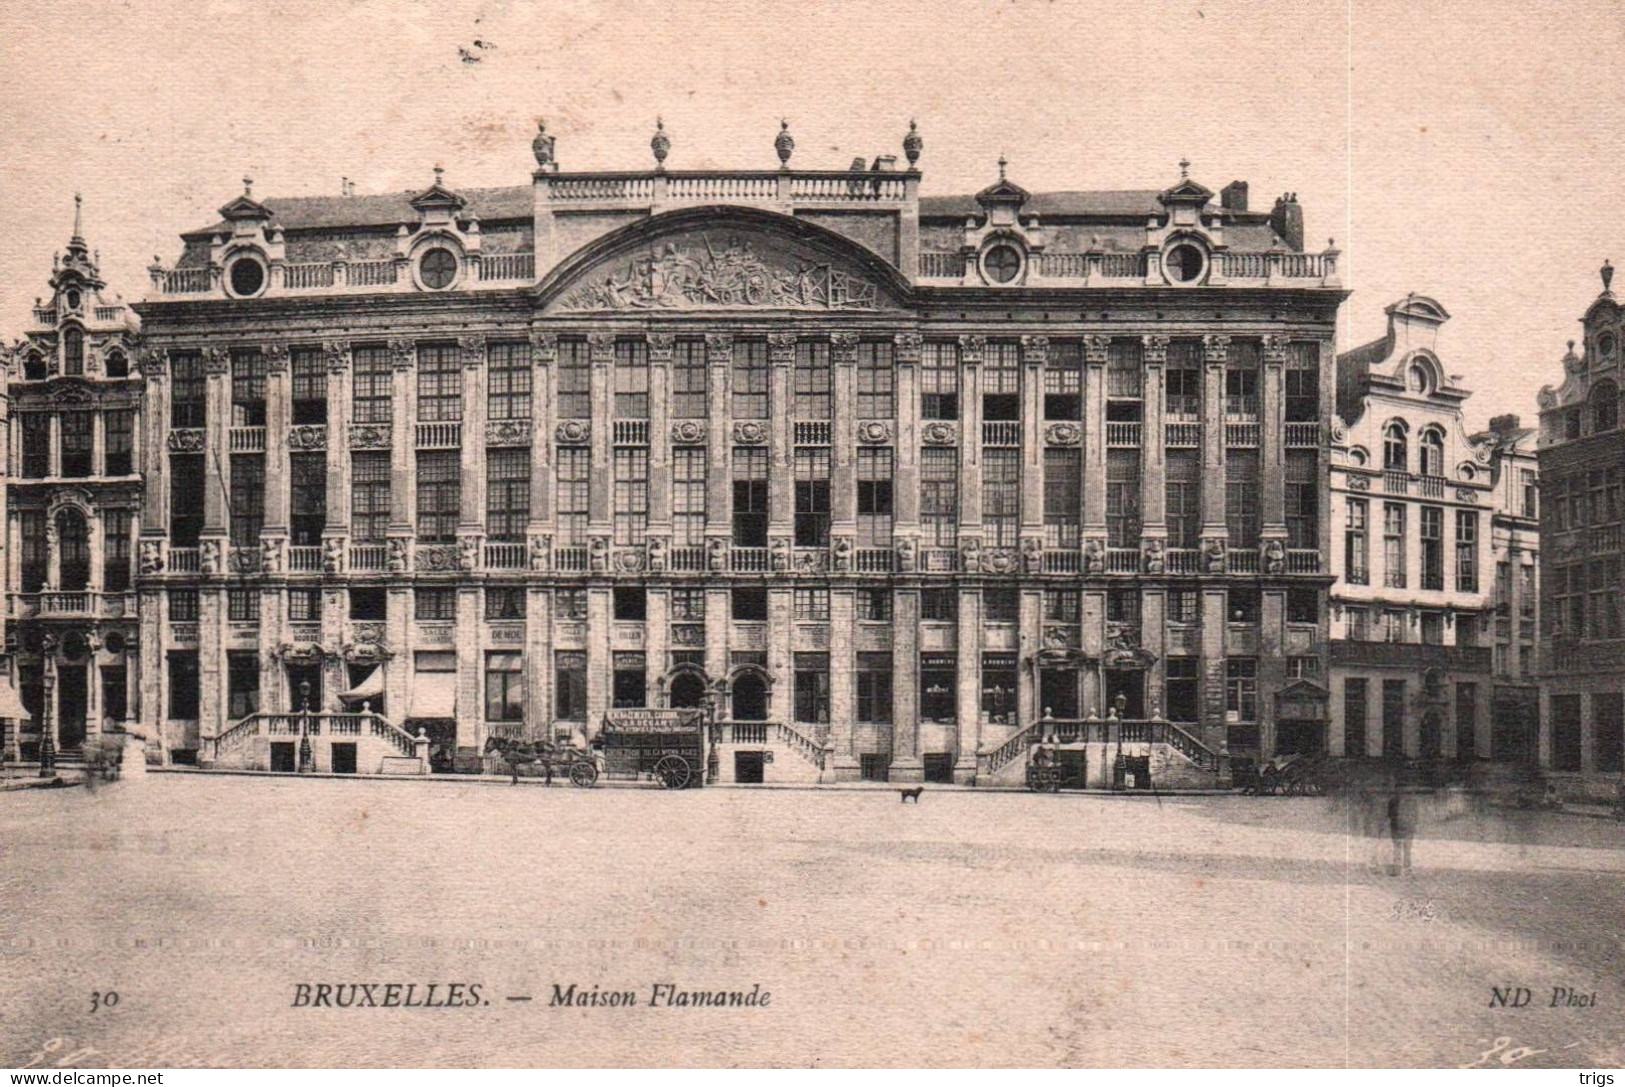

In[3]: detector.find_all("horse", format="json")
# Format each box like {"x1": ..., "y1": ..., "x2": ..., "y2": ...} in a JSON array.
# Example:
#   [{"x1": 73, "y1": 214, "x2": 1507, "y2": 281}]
[{"x1": 482, "y1": 735, "x2": 556, "y2": 786}]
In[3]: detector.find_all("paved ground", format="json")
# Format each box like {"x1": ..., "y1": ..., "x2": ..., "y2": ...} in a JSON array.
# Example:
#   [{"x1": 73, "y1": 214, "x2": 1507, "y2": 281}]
[{"x1": 1, "y1": 775, "x2": 1620, "y2": 1068}]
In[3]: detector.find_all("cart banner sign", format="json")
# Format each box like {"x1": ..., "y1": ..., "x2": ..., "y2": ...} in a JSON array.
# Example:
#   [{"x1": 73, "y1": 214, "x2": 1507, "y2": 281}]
[{"x1": 603, "y1": 709, "x2": 703, "y2": 733}]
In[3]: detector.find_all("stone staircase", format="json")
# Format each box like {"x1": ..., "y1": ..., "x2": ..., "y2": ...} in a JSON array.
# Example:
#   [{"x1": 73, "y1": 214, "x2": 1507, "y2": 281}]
[
  {"x1": 208, "y1": 711, "x2": 424, "y2": 773},
  {"x1": 713, "y1": 720, "x2": 834, "y2": 783},
  {"x1": 981, "y1": 717, "x2": 1227, "y2": 789}
]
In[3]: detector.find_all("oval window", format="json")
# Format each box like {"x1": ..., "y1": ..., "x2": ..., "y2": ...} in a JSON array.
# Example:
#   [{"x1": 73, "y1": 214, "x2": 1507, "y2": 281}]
[
  {"x1": 982, "y1": 245, "x2": 1022, "y2": 284},
  {"x1": 1599, "y1": 331, "x2": 1616, "y2": 358},
  {"x1": 65, "y1": 289, "x2": 82, "y2": 310},
  {"x1": 1165, "y1": 243, "x2": 1206, "y2": 283},
  {"x1": 229, "y1": 258, "x2": 266, "y2": 297},
  {"x1": 420, "y1": 248, "x2": 459, "y2": 290}
]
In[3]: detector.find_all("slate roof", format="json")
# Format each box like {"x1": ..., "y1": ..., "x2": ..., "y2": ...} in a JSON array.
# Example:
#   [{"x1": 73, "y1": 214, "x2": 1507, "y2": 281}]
[
  {"x1": 187, "y1": 185, "x2": 535, "y2": 236},
  {"x1": 919, "y1": 189, "x2": 1168, "y2": 219}
]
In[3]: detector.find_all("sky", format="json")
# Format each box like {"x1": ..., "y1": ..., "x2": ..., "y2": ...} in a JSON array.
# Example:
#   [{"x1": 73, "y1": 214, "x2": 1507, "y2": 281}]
[{"x1": 3, "y1": 0, "x2": 1622, "y2": 432}]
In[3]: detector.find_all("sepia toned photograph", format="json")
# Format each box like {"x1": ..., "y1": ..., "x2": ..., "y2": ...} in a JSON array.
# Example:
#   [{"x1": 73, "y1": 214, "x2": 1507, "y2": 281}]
[{"x1": 0, "y1": 0, "x2": 1620, "y2": 1072}]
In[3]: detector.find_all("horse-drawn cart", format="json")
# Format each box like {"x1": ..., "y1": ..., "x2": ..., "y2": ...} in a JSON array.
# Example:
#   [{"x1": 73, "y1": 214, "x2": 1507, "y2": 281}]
[
  {"x1": 599, "y1": 709, "x2": 706, "y2": 789},
  {"x1": 1025, "y1": 747, "x2": 1063, "y2": 793}
]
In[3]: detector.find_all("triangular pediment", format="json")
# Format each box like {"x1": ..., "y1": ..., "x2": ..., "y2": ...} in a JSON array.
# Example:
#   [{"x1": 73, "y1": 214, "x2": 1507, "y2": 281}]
[
  {"x1": 975, "y1": 178, "x2": 1030, "y2": 208},
  {"x1": 1278, "y1": 677, "x2": 1330, "y2": 699},
  {"x1": 542, "y1": 212, "x2": 907, "y2": 314},
  {"x1": 410, "y1": 182, "x2": 466, "y2": 214},
  {"x1": 218, "y1": 194, "x2": 273, "y2": 222},
  {"x1": 1159, "y1": 178, "x2": 1214, "y2": 204}
]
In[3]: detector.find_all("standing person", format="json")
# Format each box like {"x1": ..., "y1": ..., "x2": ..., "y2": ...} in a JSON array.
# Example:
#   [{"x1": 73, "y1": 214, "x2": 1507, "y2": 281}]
[{"x1": 1388, "y1": 771, "x2": 1418, "y2": 876}]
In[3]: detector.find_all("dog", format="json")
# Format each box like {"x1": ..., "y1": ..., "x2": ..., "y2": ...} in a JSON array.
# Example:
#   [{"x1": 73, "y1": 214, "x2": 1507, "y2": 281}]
[{"x1": 898, "y1": 786, "x2": 924, "y2": 804}]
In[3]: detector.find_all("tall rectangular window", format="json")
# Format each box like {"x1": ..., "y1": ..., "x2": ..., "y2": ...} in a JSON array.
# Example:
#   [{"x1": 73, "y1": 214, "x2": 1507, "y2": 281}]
[
  {"x1": 1383, "y1": 503, "x2": 1407, "y2": 588},
  {"x1": 168, "y1": 652, "x2": 200, "y2": 720},
  {"x1": 857, "y1": 340, "x2": 895, "y2": 417},
  {"x1": 415, "y1": 450, "x2": 459, "y2": 541},
  {"x1": 170, "y1": 351, "x2": 205, "y2": 428},
  {"x1": 1420, "y1": 505, "x2": 1444, "y2": 591},
  {"x1": 1381, "y1": 679, "x2": 1406, "y2": 758},
  {"x1": 289, "y1": 452, "x2": 326, "y2": 546},
  {"x1": 291, "y1": 347, "x2": 326, "y2": 425},
  {"x1": 351, "y1": 345, "x2": 392, "y2": 424},
  {"x1": 415, "y1": 587, "x2": 457, "y2": 620},
  {"x1": 794, "y1": 446, "x2": 831, "y2": 547},
  {"x1": 985, "y1": 587, "x2": 1019, "y2": 624},
  {"x1": 920, "y1": 655, "x2": 956, "y2": 721},
  {"x1": 1105, "y1": 338, "x2": 1143, "y2": 403},
  {"x1": 102, "y1": 509, "x2": 132, "y2": 593},
  {"x1": 487, "y1": 447, "x2": 530, "y2": 541},
  {"x1": 1284, "y1": 342, "x2": 1320, "y2": 423},
  {"x1": 1225, "y1": 450, "x2": 1259, "y2": 548},
  {"x1": 856, "y1": 653, "x2": 892, "y2": 723},
  {"x1": 104, "y1": 409, "x2": 134, "y2": 476},
  {"x1": 556, "y1": 448, "x2": 591, "y2": 546},
  {"x1": 229, "y1": 454, "x2": 265, "y2": 547},
  {"x1": 1044, "y1": 448, "x2": 1081, "y2": 549},
  {"x1": 1285, "y1": 449, "x2": 1318, "y2": 550},
  {"x1": 555, "y1": 651, "x2": 587, "y2": 721},
  {"x1": 1165, "y1": 448, "x2": 1200, "y2": 550},
  {"x1": 1343, "y1": 678, "x2": 1368, "y2": 757},
  {"x1": 613, "y1": 339, "x2": 648, "y2": 418},
  {"x1": 1456, "y1": 510, "x2": 1479, "y2": 592},
  {"x1": 1165, "y1": 339, "x2": 1202, "y2": 418},
  {"x1": 350, "y1": 451, "x2": 390, "y2": 542},
  {"x1": 984, "y1": 448, "x2": 1020, "y2": 547},
  {"x1": 557, "y1": 339, "x2": 590, "y2": 419},
  {"x1": 613, "y1": 446, "x2": 650, "y2": 546},
  {"x1": 486, "y1": 586, "x2": 526, "y2": 620},
  {"x1": 793, "y1": 340, "x2": 831, "y2": 419},
  {"x1": 920, "y1": 447, "x2": 958, "y2": 547},
  {"x1": 672, "y1": 339, "x2": 707, "y2": 419},
  {"x1": 733, "y1": 447, "x2": 769, "y2": 547},
  {"x1": 1106, "y1": 449, "x2": 1141, "y2": 548},
  {"x1": 1165, "y1": 658, "x2": 1199, "y2": 723},
  {"x1": 60, "y1": 412, "x2": 93, "y2": 477},
  {"x1": 485, "y1": 652, "x2": 524, "y2": 722},
  {"x1": 416, "y1": 343, "x2": 461, "y2": 422},
  {"x1": 857, "y1": 447, "x2": 894, "y2": 548},
  {"x1": 21, "y1": 414, "x2": 49, "y2": 478},
  {"x1": 228, "y1": 588, "x2": 261, "y2": 622},
  {"x1": 794, "y1": 587, "x2": 830, "y2": 621},
  {"x1": 1225, "y1": 340, "x2": 1260, "y2": 417},
  {"x1": 1225, "y1": 658, "x2": 1257, "y2": 721},
  {"x1": 793, "y1": 653, "x2": 831, "y2": 724},
  {"x1": 1345, "y1": 498, "x2": 1369, "y2": 584},
  {"x1": 169, "y1": 454, "x2": 204, "y2": 547},
  {"x1": 1044, "y1": 339, "x2": 1082, "y2": 420},
  {"x1": 487, "y1": 341, "x2": 532, "y2": 420},
  {"x1": 230, "y1": 349, "x2": 266, "y2": 427},
  {"x1": 731, "y1": 338, "x2": 768, "y2": 419},
  {"x1": 1521, "y1": 468, "x2": 1539, "y2": 519},
  {"x1": 288, "y1": 588, "x2": 321, "y2": 622},
  {"x1": 672, "y1": 447, "x2": 707, "y2": 547},
  {"x1": 920, "y1": 341, "x2": 959, "y2": 420},
  {"x1": 20, "y1": 510, "x2": 44, "y2": 591},
  {"x1": 983, "y1": 339, "x2": 1020, "y2": 420}
]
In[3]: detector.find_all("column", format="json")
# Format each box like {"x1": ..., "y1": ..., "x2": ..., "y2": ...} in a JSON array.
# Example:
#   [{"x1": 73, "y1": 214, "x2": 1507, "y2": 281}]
[
  {"x1": 1260, "y1": 589, "x2": 1286, "y2": 758},
  {"x1": 139, "y1": 588, "x2": 165, "y2": 762},
  {"x1": 1082, "y1": 336, "x2": 1109, "y2": 543},
  {"x1": 705, "y1": 335, "x2": 732, "y2": 537},
  {"x1": 646, "y1": 588, "x2": 669, "y2": 705},
  {"x1": 891, "y1": 588, "x2": 921, "y2": 780},
  {"x1": 385, "y1": 586, "x2": 411, "y2": 726},
  {"x1": 830, "y1": 333, "x2": 858, "y2": 543},
  {"x1": 140, "y1": 349, "x2": 169, "y2": 537},
  {"x1": 647, "y1": 334, "x2": 673, "y2": 540},
  {"x1": 456, "y1": 586, "x2": 481, "y2": 749},
  {"x1": 1261, "y1": 336, "x2": 1288, "y2": 536},
  {"x1": 1142, "y1": 589, "x2": 1166, "y2": 718},
  {"x1": 767, "y1": 334, "x2": 795, "y2": 539},
  {"x1": 586, "y1": 333, "x2": 613, "y2": 544},
  {"x1": 1200, "y1": 335, "x2": 1229, "y2": 541},
  {"x1": 767, "y1": 588, "x2": 792, "y2": 721},
  {"x1": 47, "y1": 415, "x2": 61, "y2": 479},
  {"x1": 704, "y1": 587, "x2": 730, "y2": 692},
  {"x1": 386, "y1": 339, "x2": 416, "y2": 534},
  {"x1": 198, "y1": 587, "x2": 224, "y2": 746},
  {"x1": 829, "y1": 588, "x2": 856, "y2": 774},
  {"x1": 1018, "y1": 336, "x2": 1045, "y2": 548},
  {"x1": 1140, "y1": 335, "x2": 1168, "y2": 540},
  {"x1": 957, "y1": 334, "x2": 984, "y2": 540},
  {"x1": 259, "y1": 585, "x2": 285, "y2": 714},
  {"x1": 894, "y1": 333, "x2": 921, "y2": 532},
  {"x1": 526, "y1": 588, "x2": 553, "y2": 739},
  {"x1": 1019, "y1": 587, "x2": 1042, "y2": 723},
  {"x1": 201, "y1": 347, "x2": 230, "y2": 536},
  {"x1": 585, "y1": 588, "x2": 610, "y2": 735},
  {"x1": 1200, "y1": 588, "x2": 1228, "y2": 757},
  {"x1": 323, "y1": 341, "x2": 351, "y2": 537},
  {"x1": 458, "y1": 336, "x2": 487, "y2": 532},
  {"x1": 956, "y1": 587, "x2": 983, "y2": 781},
  {"x1": 264, "y1": 344, "x2": 291, "y2": 536}
]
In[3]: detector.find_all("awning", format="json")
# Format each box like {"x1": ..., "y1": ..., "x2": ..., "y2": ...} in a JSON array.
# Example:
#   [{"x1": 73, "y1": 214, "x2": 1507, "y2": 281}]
[
  {"x1": 0, "y1": 678, "x2": 31, "y2": 721},
  {"x1": 408, "y1": 672, "x2": 457, "y2": 718},
  {"x1": 339, "y1": 666, "x2": 385, "y2": 704}
]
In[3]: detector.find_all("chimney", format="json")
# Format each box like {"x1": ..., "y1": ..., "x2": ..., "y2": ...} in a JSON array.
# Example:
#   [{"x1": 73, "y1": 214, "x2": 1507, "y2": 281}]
[
  {"x1": 1489, "y1": 413, "x2": 1522, "y2": 435},
  {"x1": 871, "y1": 154, "x2": 897, "y2": 172},
  {"x1": 1220, "y1": 180, "x2": 1248, "y2": 213},
  {"x1": 1270, "y1": 192, "x2": 1304, "y2": 251}
]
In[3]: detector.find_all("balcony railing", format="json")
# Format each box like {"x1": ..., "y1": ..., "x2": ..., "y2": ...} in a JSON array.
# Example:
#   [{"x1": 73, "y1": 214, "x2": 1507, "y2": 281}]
[
  {"x1": 732, "y1": 547, "x2": 769, "y2": 573},
  {"x1": 1044, "y1": 550, "x2": 1081, "y2": 574},
  {"x1": 284, "y1": 262, "x2": 335, "y2": 290},
  {"x1": 1166, "y1": 548, "x2": 1201, "y2": 574},
  {"x1": 162, "y1": 268, "x2": 212, "y2": 294},
  {"x1": 855, "y1": 548, "x2": 893, "y2": 573},
  {"x1": 982, "y1": 420, "x2": 1021, "y2": 446},
  {"x1": 1224, "y1": 422, "x2": 1261, "y2": 447},
  {"x1": 612, "y1": 419, "x2": 650, "y2": 445},
  {"x1": 416, "y1": 421, "x2": 462, "y2": 449},
  {"x1": 918, "y1": 252, "x2": 963, "y2": 278},
  {"x1": 1382, "y1": 470, "x2": 1410, "y2": 494},
  {"x1": 478, "y1": 252, "x2": 536, "y2": 282},
  {"x1": 1164, "y1": 421, "x2": 1202, "y2": 448},
  {"x1": 1590, "y1": 524, "x2": 1623, "y2": 554},
  {"x1": 1106, "y1": 421, "x2": 1141, "y2": 447},
  {"x1": 349, "y1": 544, "x2": 388, "y2": 572},
  {"x1": 1106, "y1": 548, "x2": 1139, "y2": 574},
  {"x1": 349, "y1": 260, "x2": 398, "y2": 287},
  {"x1": 669, "y1": 546, "x2": 707, "y2": 572},
  {"x1": 1227, "y1": 549, "x2": 1261, "y2": 574},
  {"x1": 288, "y1": 546, "x2": 323, "y2": 572},
  {"x1": 1286, "y1": 549, "x2": 1321, "y2": 574},
  {"x1": 1417, "y1": 474, "x2": 1445, "y2": 498},
  {"x1": 1285, "y1": 422, "x2": 1321, "y2": 447},
  {"x1": 169, "y1": 548, "x2": 200, "y2": 573},
  {"x1": 794, "y1": 420, "x2": 831, "y2": 445},
  {"x1": 555, "y1": 546, "x2": 590, "y2": 573},
  {"x1": 229, "y1": 426, "x2": 266, "y2": 452},
  {"x1": 33, "y1": 308, "x2": 56, "y2": 326},
  {"x1": 484, "y1": 541, "x2": 527, "y2": 570},
  {"x1": 39, "y1": 592, "x2": 91, "y2": 614},
  {"x1": 920, "y1": 547, "x2": 958, "y2": 573}
]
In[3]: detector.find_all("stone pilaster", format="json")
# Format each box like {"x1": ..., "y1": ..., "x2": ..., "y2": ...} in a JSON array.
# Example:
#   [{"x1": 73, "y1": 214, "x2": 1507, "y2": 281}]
[
  {"x1": 767, "y1": 587, "x2": 792, "y2": 722},
  {"x1": 198, "y1": 588, "x2": 225, "y2": 743},
  {"x1": 264, "y1": 343, "x2": 291, "y2": 534},
  {"x1": 585, "y1": 588, "x2": 611, "y2": 736},
  {"x1": 385, "y1": 585, "x2": 411, "y2": 725},
  {"x1": 1019, "y1": 336, "x2": 1046, "y2": 538},
  {"x1": 1200, "y1": 335, "x2": 1230, "y2": 541},
  {"x1": 526, "y1": 588, "x2": 553, "y2": 739},
  {"x1": 529, "y1": 332, "x2": 555, "y2": 528},
  {"x1": 1140, "y1": 335, "x2": 1168, "y2": 539},
  {"x1": 138, "y1": 587, "x2": 165, "y2": 761},
  {"x1": 829, "y1": 588, "x2": 856, "y2": 769},
  {"x1": 830, "y1": 333, "x2": 858, "y2": 537},
  {"x1": 767, "y1": 333, "x2": 796, "y2": 535},
  {"x1": 1261, "y1": 335, "x2": 1288, "y2": 536},
  {"x1": 705, "y1": 334, "x2": 731, "y2": 535},
  {"x1": 645, "y1": 588, "x2": 669, "y2": 703},
  {"x1": 586, "y1": 333, "x2": 613, "y2": 537},
  {"x1": 140, "y1": 348, "x2": 168, "y2": 536},
  {"x1": 893, "y1": 333, "x2": 921, "y2": 530},
  {"x1": 323, "y1": 340, "x2": 351, "y2": 534},
  {"x1": 890, "y1": 588, "x2": 921, "y2": 780},
  {"x1": 958, "y1": 334, "x2": 984, "y2": 535},
  {"x1": 956, "y1": 587, "x2": 983, "y2": 781},
  {"x1": 387, "y1": 339, "x2": 415, "y2": 535},
  {"x1": 459, "y1": 335, "x2": 487, "y2": 531},
  {"x1": 1082, "y1": 335, "x2": 1109, "y2": 539},
  {"x1": 704, "y1": 587, "x2": 730, "y2": 691},
  {"x1": 456, "y1": 586, "x2": 481, "y2": 749},
  {"x1": 647, "y1": 333, "x2": 674, "y2": 532},
  {"x1": 201, "y1": 346, "x2": 230, "y2": 536}
]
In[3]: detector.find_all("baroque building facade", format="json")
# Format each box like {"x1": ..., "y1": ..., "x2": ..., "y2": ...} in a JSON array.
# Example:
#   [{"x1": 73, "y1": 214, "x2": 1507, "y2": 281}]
[
  {"x1": 97, "y1": 122, "x2": 1344, "y2": 785},
  {"x1": 2, "y1": 198, "x2": 144, "y2": 767},
  {"x1": 1535, "y1": 264, "x2": 1625, "y2": 800},
  {"x1": 1327, "y1": 296, "x2": 1494, "y2": 764}
]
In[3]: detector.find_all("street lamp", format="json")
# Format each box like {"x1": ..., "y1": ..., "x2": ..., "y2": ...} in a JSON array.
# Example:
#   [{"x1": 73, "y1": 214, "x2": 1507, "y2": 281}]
[
  {"x1": 298, "y1": 679, "x2": 313, "y2": 773},
  {"x1": 705, "y1": 677, "x2": 728, "y2": 785},
  {"x1": 1111, "y1": 692, "x2": 1127, "y2": 791}
]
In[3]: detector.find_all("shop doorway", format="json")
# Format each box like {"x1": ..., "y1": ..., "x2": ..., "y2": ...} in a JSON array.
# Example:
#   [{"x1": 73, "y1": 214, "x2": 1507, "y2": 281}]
[
  {"x1": 269, "y1": 742, "x2": 296, "y2": 772},
  {"x1": 1057, "y1": 749, "x2": 1088, "y2": 789},
  {"x1": 734, "y1": 750, "x2": 765, "y2": 784},
  {"x1": 1104, "y1": 670, "x2": 1145, "y2": 719},
  {"x1": 1276, "y1": 719, "x2": 1326, "y2": 756},
  {"x1": 1039, "y1": 670, "x2": 1080, "y2": 719},
  {"x1": 732, "y1": 673, "x2": 769, "y2": 721},
  {"x1": 57, "y1": 666, "x2": 89, "y2": 750},
  {"x1": 670, "y1": 672, "x2": 708, "y2": 710},
  {"x1": 923, "y1": 753, "x2": 955, "y2": 783},
  {"x1": 330, "y1": 743, "x2": 357, "y2": 774}
]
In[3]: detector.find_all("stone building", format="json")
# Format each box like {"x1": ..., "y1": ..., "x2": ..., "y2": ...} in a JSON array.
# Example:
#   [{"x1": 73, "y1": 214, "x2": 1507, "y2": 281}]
[
  {"x1": 1327, "y1": 296, "x2": 1495, "y2": 762},
  {"x1": 1471, "y1": 413, "x2": 1541, "y2": 764},
  {"x1": 3, "y1": 198, "x2": 144, "y2": 765},
  {"x1": 125, "y1": 122, "x2": 1345, "y2": 785},
  {"x1": 1535, "y1": 263, "x2": 1625, "y2": 800}
]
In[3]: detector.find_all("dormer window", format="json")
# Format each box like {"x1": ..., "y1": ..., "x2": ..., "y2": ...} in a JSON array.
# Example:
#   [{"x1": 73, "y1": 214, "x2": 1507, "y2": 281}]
[
  {"x1": 65, "y1": 289, "x2": 82, "y2": 311},
  {"x1": 419, "y1": 248, "x2": 459, "y2": 290},
  {"x1": 1164, "y1": 242, "x2": 1207, "y2": 284},
  {"x1": 1407, "y1": 360, "x2": 1432, "y2": 394},
  {"x1": 1419, "y1": 428, "x2": 1445, "y2": 478},
  {"x1": 227, "y1": 254, "x2": 267, "y2": 298},
  {"x1": 981, "y1": 244, "x2": 1023, "y2": 285},
  {"x1": 1383, "y1": 422, "x2": 1408, "y2": 471}
]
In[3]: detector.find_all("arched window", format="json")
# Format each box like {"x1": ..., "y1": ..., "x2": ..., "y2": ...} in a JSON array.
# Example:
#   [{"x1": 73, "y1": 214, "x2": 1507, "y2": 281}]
[
  {"x1": 1383, "y1": 422, "x2": 1408, "y2": 472},
  {"x1": 1407, "y1": 359, "x2": 1433, "y2": 394},
  {"x1": 57, "y1": 509, "x2": 90, "y2": 591},
  {"x1": 1419, "y1": 428, "x2": 1445, "y2": 478},
  {"x1": 1590, "y1": 380, "x2": 1619, "y2": 434},
  {"x1": 62, "y1": 326, "x2": 84, "y2": 376},
  {"x1": 669, "y1": 672, "x2": 707, "y2": 710},
  {"x1": 23, "y1": 352, "x2": 47, "y2": 381},
  {"x1": 105, "y1": 349, "x2": 128, "y2": 379},
  {"x1": 731, "y1": 672, "x2": 769, "y2": 722}
]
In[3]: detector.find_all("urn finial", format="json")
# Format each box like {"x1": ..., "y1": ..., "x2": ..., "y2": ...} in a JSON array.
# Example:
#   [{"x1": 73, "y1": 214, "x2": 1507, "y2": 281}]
[
  {"x1": 902, "y1": 119, "x2": 922, "y2": 166},
  {"x1": 775, "y1": 119, "x2": 795, "y2": 166},
  {"x1": 1602, "y1": 259, "x2": 1615, "y2": 294},
  {"x1": 650, "y1": 117, "x2": 670, "y2": 167}
]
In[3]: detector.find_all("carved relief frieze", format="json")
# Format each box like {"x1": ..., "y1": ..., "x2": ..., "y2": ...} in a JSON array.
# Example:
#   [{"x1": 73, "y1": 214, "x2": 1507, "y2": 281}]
[
  {"x1": 671, "y1": 421, "x2": 707, "y2": 444},
  {"x1": 487, "y1": 419, "x2": 530, "y2": 446},
  {"x1": 1045, "y1": 422, "x2": 1081, "y2": 447},
  {"x1": 167, "y1": 429, "x2": 205, "y2": 452},
  {"x1": 732, "y1": 421, "x2": 768, "y2": 445},
  {"x1": 556, "y1": 420, "x2": 591, "y2": 445},
  {"x1": 349, "y1": 423, "x2": 391, "y2": 450},
  {"x1": 559, "y1": 236, "x2": 882, "y2": 311},
  {"x1": 288, "y1": 425, "x2": 327, "y2": 451},
  {"x1": 857, "y1": 421, "x2": 892, "y2": 445}
]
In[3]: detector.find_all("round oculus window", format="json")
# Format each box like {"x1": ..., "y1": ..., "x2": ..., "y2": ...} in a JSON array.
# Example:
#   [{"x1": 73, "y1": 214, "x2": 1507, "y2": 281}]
[
  {"x1": 228, "y1": 257, "x2": 266, "y2": 297},
  {"x1": 65, "y1": 289, "x2": 82, "y2": 310},
  {"x1": 419, "y1": 248, "x2": 459, "y2": 290},
  {"x1": 1599, "y1": 331, "x2": 1617, "y2": 358},
  {"x1": 1164, "y1": 243, "x2": 1206, "y2": 283},
  {"x1": 105, "y1": 631, "x2": 127, "y2": 655},
  {"x1": 982, "y1": 244, "x2": 1023, "y2": 284}
]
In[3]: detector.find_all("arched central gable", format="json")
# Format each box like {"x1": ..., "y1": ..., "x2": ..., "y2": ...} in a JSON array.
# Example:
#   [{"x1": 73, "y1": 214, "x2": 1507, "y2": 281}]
[{"x1": 536, "y1": 205, "x2": 911, "y2": 315}]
